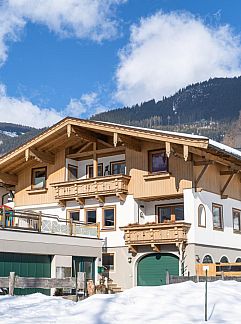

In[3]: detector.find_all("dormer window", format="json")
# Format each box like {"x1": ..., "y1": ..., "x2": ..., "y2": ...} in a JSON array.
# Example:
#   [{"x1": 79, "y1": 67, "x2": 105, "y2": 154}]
[
  {"x1": 32, "y1": 167, "x2": 47, "y2": 190},
  {"x1": 149, "y1": 150, "x2": 168, "y2": 173}
]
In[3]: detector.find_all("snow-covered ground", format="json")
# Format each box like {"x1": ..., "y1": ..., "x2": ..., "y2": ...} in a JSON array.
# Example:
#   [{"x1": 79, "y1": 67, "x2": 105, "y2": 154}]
[{"x1": 0, "y1": 281, "x2": 241, "y2": 323}]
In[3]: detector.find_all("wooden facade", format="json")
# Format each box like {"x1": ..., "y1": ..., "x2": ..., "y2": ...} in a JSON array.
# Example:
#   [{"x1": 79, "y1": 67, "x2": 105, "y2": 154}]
[{"x1": 0, "y1": 117, "x2": 241, "y2": 207}]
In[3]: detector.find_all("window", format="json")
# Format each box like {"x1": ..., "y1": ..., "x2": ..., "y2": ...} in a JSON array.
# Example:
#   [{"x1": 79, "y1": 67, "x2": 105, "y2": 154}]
[
  {"x1": 233, "y1": 209, "x2": 241, "y2": 232},
  {"x1": 157, "y1": 204, "x2": 184, "y2": 223},
  {"x1": 85, "y1": 209, "x2": 96, "y2": 224},
  {"x1": 68, "y1": 164, "x2": 78, "y2": 181},
  {"x1": 102, "y1": 253, "x2": 114, "y2": 271},
  {"x1": 149, "y1": 150, "x2": 168, "y2": 173},
  {"x1": 220, "y1": 256, "x2": 229, "y2": 263},
  {"x1": 110, "y1": 161, "x2": 126, "y2": 175},
  {"x1": 203, "y1": 255, "x2": 213, "y2": 263},
  {"x1": 32, "y1": 167, "x2": 47, "y2": 190},
  {"x1": 86, "y1": 163, "x2": 103, "y2": 178},
  {"x1": 198, "y1": 204, "x2": 206, "y2": 227},
  {"x1": 102, "y1": 207, "x2": 115, "y2": 229},
  {"x1": 236, "y1": 258, "x2": 241, "y2": 263},
  {"x1": 212, "y1": 204, "x2": 223, "y2": 230},
  {"x1": 68, "y1": 210, "x2": 80, "y2": 221}
]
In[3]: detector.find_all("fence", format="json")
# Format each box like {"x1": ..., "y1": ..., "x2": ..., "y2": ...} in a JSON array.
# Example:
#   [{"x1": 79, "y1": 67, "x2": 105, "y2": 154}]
[
  {"x1": 0, "y1": 272, "x2": 86, "y2": 296},
  {"x1": 167, "y1": 273, "x2": 241, "y2": 284},
  {"x1": 0, "y1": 208, "x2": 99, "y2": 238}
]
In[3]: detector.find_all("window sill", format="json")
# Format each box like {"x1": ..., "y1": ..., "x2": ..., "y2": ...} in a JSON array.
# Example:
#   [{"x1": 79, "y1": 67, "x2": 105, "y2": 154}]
[
  {"x1": 213, "y1": 227, "x2": 224, "y2": 232},
  {"x1": 233, "y1": 230, "x2": 241, "y2": 234},
  {"x1": 143, "y1": 172, "x2": 171, "y2": 181},
  {"x1": 101, "y1": 227, "x2": 116, "y2": 232},
  {"x1": 27, "y1": 188, "x2": 48, "y2": 194}
]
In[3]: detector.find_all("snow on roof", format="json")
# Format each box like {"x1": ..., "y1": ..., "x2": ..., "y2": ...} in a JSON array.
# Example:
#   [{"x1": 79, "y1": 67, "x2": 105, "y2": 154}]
[
  {"x1": 97, "y1": 120, "x2": 208, "y2": 140},
  {"x1": 1, "y1": 281, "x2": 241, "y2": 323},
  {"x1": 209, "y1": 139, "x2": 241, "y2": 160},
  {"x1": 98, "y1": 120, "x2": 241, "y2": 161}
]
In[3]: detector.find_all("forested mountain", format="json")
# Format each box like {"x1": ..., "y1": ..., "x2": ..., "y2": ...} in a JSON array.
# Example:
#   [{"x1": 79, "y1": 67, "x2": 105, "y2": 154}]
[
  {"x1": 0, "y1": 123, "x2": 43, "y2": 155},
  {"x1": 1, "y1": 77, "x2": 241, "y2": 155},
  {"x1": 91, "y1": 77, "x2": 241, "y2": 125}
]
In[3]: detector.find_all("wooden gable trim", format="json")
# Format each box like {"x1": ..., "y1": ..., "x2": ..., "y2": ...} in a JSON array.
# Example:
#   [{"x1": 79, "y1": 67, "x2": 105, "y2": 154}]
[
  {"x1": 0, "y1": 172, "x2": 18, "y2": 185},
  {"x1": 25, "y1": 148, "x2": 55, "y2": 165}
]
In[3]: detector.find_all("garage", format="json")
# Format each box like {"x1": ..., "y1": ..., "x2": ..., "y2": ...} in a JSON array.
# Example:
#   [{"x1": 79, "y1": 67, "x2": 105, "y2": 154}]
[
  {"x1": 0, "y1": 252, "x2": 51, "y2": 295},
  {"x1": 137, "y1": 253, "x2": 179, "y2": 286}
]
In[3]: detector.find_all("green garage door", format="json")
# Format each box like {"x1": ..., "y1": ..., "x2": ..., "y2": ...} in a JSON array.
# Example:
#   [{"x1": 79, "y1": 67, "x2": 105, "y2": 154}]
[
  {"x1": 0, "y1": 252, "x2": 51, "y2": 295},
  {"x1": 137, "y1": 253, "x2": 179, "y2": 286}
]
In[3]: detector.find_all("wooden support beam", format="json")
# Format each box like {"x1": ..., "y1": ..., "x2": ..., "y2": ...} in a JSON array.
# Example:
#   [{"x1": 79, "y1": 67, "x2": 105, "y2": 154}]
[
  {"x1": 98, "y1": 139, "x2": 113, "y2": 148},
  {"x1": 93, "y1": 142, "x2": 98, "y2": 178},
  {"x1": 194, "y1": 160, "x2": 214, "y2": 166},
  {"x1": 67, "y1": 124, "x2": 72, "y2": 138},
  {"x1": 72, "y1": 126, "x2": 98, "y2": 142},
  {"x1": 76, "y1": 142, "x2": 93, "y2": 154},
  {"x1": 183, "y1": 145, "x2": 189, "y2": 161},
  {"x1": 190, "y1": 146, "x2": 239, "y2": 168},
  {"x1": 75, "y1": 197, "x2": 85, "y2": 206},
  {"x1": 221, "y1": 173, "x2": 235, "y2": 198},
  {"x1": 151, "y1": 243, "x2": 160, "y2": 253},
  {"x1": 116, "y1": 193, "x2": 127, "y2": 202},
  {"x1": 194, "y1": 164, "x2": 209, "y2": 189},
  {"x1": 113, "y1": 132, "x2": 141, "y2": 152},
  {"x1": 96, "y1": 195, "x2": 105, "y2": 205},
  {"x1": 165, "y1": 142, "x2": 171, "y2": 158},
  {"x1": 25, "y1": 148, "x2": 30, "y2": 162},
  {"x1": 58, "y1": 200, "x2": 66, "y2": 207},
  {"x1": 128, "y1": 245, "x2": 137, "y2": 254},
  {"x1": 28, "y1": 148, "x2": 55, "y2": 164},
  {"x1": 220, "y1": 170, "x2": 238, "y2": 176},
  {"x1": 67, "y1": 147, "x2": 125, "y2": 159},
  {"x1": 0, "y1": 172, "x2": 18, "y2": 185}
]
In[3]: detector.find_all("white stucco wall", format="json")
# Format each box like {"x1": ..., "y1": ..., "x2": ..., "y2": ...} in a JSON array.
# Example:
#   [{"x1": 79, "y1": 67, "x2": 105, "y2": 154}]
[{"x1": 184, "y1": 188, "x2": 241, "y2": 250}]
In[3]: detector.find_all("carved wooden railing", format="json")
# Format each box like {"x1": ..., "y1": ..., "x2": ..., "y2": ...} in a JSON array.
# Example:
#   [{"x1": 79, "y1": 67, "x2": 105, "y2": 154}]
[
  {"x1": 121, "y1": 222, "x2": 191, "y2": 252},
  {"x1": 0, "y1": 209, "x2": 99, "y2": 238},
  {"x1": 52, "y1": 174, "x2": 131, "y2": 202}
]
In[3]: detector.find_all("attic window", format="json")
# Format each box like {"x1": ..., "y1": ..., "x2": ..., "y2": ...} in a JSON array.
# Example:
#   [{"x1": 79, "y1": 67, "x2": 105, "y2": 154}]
[{"x1": 32, "y1": 167, "x2": 47, "y2": 190}]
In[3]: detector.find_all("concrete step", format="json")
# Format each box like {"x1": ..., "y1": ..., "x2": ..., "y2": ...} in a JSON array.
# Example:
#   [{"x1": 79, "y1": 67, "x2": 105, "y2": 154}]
[{"x1": 111, "y1": 287, "x2": 123, "y2": 293}]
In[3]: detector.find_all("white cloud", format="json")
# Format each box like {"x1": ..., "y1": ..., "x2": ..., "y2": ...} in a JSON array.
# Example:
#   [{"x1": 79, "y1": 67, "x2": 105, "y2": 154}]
[
  {"x1": 0, "y1": 86, "x2": 106, "y2": 128},
  {"x1": 115, "y1": 11, "x2": 241, "y2": 106},
  {"x1": 0, "y1": 83, "x2": 62, "y2": 128},
  {"x1": 65, "y1": 91, "x2": 106, "y2": 117},
  {"x1": 0, "y1": 0, "x2": 125, "y2": 65}
]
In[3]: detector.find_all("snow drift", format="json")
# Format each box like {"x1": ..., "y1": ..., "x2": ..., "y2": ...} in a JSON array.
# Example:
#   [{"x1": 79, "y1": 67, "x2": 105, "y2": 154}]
[{"x1": 0, "y1": 280, "x2": 241, "y2": 323}]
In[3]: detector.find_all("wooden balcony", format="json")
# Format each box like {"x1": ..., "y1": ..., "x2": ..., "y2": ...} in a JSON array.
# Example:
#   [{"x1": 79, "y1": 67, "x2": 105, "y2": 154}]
[
  {"x1": 52, "y1": 174, "x2": 131, "y2": 205},
  {"x1": 0, "y1": 209, "x2": 99, "y2": 238},
  {"x1": 121, "y1": 222, "x2": 191, "y2": 253}
]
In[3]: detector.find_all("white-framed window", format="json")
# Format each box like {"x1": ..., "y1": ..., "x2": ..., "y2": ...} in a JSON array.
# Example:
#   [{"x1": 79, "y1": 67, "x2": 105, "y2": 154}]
[
  {"x1": 198, "y1": 204, "x2": 206, "y2": 227},
  {"x1": 203, "y1": 255, "x2": 213, "y2": 264},
  {"x1": 233, "y1": 209, "x2": 241, "y2": 232}
]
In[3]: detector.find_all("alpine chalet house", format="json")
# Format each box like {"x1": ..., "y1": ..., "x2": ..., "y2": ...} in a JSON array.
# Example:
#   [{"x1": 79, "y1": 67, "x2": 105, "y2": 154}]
[{"x1": 0, "y1": 117, "x2": 241, "y2": 291}]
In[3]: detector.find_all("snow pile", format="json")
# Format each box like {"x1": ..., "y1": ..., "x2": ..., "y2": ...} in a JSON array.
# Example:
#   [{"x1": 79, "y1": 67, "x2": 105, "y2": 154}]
[{"x1": 1, "y1": 281, "x2": 241, "y2": 323}]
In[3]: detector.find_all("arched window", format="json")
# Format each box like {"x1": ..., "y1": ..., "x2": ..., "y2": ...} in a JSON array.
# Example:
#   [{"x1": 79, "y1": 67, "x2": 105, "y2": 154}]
[
  {"x1": 198, "y1": 204, "x2": 206, "y2": 227},
  {"x1": 220, "y1": 256, "x2": 229, "y2": 263},
  {"x1": 236, "y1": 257, "x2": 241, "y2": 263},
  {"x1": 203, "y1": 255, "x2": 213, "y2": 263}
]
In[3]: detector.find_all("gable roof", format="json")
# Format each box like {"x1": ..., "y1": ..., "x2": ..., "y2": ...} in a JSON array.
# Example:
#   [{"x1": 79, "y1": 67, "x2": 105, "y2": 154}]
[{"x1": 0, "y1": 117, "x2": 240, "y2": 174}]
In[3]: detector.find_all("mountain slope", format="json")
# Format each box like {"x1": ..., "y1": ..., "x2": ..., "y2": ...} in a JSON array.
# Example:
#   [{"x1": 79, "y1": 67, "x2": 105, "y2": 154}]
[
  {"x1": 91, "y1": 77, "x2": 241, "y2": 126},
  {"x1": 0, "y1": 123, "x2": 43, "y2": 155}
]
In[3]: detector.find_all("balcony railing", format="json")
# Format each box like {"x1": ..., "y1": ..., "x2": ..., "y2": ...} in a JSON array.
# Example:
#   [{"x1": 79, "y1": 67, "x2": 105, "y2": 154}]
[
  {"x1": 121, "y1": 222, "x2": 190, "y2": 252},
  {"x1": 0, "y1": 209, "x2": 99, "y2": 239},
  {"x1": 52, "y1": 174, "x2": 131, "y2": 202}
]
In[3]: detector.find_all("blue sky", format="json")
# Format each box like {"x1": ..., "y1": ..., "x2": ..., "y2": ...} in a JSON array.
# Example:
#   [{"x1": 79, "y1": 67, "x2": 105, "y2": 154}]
[{"x1": 0, "y1": 0, "x2": 241, "y2": 127}]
